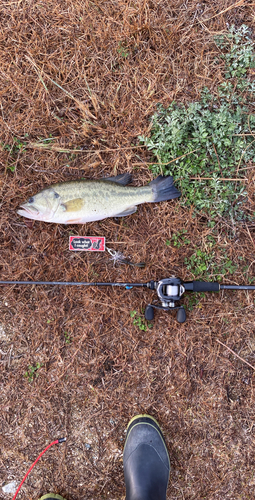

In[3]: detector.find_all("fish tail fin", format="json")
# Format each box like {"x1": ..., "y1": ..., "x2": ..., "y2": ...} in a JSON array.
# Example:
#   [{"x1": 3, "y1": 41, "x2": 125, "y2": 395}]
[{"x1": 149, "y1": 175, "x2": 181, "y2": 202}]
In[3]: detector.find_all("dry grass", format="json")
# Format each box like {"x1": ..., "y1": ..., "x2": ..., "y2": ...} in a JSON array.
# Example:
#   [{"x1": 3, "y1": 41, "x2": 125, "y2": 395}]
[{"x1": 0, "y1": 1, "x2": 255, "y2": 499}]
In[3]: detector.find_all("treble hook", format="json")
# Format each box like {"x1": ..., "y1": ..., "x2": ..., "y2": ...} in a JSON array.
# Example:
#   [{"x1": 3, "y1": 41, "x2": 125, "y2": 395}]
[{"x1": 106, "y1": 247, "x2": 145, "y2": 268}]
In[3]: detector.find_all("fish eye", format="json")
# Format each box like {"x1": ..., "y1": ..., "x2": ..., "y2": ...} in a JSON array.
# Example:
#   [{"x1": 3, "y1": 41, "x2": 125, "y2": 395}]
[
  {"x1": 54, "y1": 192, "x2": 60, "y2": 199},
  {"x1": 28, "y1": 197, "x2": 34, "y2": 204}
]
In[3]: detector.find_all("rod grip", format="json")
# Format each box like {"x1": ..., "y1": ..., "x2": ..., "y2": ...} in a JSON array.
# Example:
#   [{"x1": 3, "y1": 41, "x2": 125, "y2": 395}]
[{"x1": 192, "y1": 281, "x2": 220, "y2": 292}]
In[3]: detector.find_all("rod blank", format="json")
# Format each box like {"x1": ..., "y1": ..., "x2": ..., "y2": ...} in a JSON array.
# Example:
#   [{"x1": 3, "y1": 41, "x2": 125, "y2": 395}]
[
  {"x1": 0, "y1": 280, "x2": 254, "y2": 290},
  {"x1": 0, "y1": 280, "x2": 147, "y2": 287},
  {"x1": 220, "y1": 284, "x2": 255, "y2": 290}
]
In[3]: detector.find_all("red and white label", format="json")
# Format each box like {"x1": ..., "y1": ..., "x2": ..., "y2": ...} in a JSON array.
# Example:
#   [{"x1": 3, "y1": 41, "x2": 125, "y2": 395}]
[{"x1": 69, "y1": 236, "x2": 105, "y2": 251}]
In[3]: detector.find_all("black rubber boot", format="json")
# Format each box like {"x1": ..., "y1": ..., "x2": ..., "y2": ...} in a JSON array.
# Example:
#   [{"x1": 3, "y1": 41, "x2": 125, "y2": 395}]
[{"x1": 123, "y1": 414, "x2": 170, "y2": 500}]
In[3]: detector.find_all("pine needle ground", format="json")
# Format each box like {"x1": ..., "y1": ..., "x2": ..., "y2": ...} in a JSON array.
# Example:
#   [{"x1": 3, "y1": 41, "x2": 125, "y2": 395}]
[{"x1": 0, "y1": 1, "x2": 255, "y2": 499}]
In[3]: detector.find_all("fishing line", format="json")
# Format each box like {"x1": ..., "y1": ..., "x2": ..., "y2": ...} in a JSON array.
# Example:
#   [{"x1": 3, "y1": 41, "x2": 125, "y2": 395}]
[{"x1": 11, "y1": 438, "x2": 66, "y2": 500}]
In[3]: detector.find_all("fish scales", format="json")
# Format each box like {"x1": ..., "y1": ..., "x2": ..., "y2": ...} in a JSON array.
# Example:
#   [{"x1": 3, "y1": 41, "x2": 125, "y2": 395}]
[
  {"x1": 18, "y1": 174, "x2": 181, "y2": 224},
  {"x1": 55, "y1": 182, "x2": 153, "y2": 218}
]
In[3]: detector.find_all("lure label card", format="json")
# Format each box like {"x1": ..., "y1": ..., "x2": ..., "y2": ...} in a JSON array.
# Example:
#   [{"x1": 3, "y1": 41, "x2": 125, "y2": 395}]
[{"x1": 69, "y1": 236, "x2": 105, "y2": 251}]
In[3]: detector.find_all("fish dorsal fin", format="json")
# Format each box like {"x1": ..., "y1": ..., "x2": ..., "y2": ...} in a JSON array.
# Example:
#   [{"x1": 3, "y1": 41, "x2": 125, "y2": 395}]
[
  {"x1": 61, "y1": 198, "x2": 84, "y2": 212},
  {"x1": 113, "y1": 206, "x2": 137, "y2": 217},
  {"x1": 102, "y1": 173, "x2": 132, "y2": 186}
]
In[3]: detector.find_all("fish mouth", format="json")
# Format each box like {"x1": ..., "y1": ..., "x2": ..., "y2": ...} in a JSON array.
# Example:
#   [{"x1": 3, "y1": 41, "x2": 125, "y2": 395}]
[{"x1": 17, "y1": 204, "x2": 40, "y2": 219}]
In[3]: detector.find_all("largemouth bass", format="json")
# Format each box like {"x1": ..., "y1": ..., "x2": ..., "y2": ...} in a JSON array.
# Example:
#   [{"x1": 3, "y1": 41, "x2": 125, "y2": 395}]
[{"x1": 18, "y1": 173, "x2": 180, "y2": 224}]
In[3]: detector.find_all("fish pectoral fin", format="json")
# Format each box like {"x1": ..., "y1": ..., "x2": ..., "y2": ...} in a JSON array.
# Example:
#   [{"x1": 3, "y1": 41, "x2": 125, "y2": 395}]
[
  {"x1": 61, "y1": 198, "x2": 84, "y2": 212},
  {"x1": 114, "y1": 206, "x2": 137, "y2": 217},
  {"x1": 102, "y1": 173, "x2": 132, "y2": 186},
  {"x1": 66, "y1": 218, "x2": 84, "y2": 224}
]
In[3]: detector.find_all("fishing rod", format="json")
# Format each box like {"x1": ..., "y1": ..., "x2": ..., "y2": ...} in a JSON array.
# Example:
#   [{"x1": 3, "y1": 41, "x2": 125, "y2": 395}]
[{"x1": 1, "y1": 276, "x2": 255, "y2": 323}]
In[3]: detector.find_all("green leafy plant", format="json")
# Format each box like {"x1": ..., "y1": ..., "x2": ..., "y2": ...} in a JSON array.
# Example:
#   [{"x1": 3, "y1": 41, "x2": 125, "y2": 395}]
[
  {"x1": 1, "y1": 136, "x2": 27, "y2": 171},
  {"x1": 184, "y1": 239, "x2": 237, "y2": 280},
  {"x1": 171, "y1": 229, "x2": 191, "y2": 248},
  {"x1": 64, "y1": 331, "x2": 72, "y2": 344},
  {"x1": 38, "y1": 134, "x2": 54, "y2": 144},
  {"x1": 185, "y1": 249, "x2": 212, "y2": 278},
  {"x1": 1, "y1": 136, "x2": 26, "y2": 154},
  {"x1": 117, "y1": 42, "x2": 129, "y2": 58},
  {"x1": 24, "y1": 362, "x2": 43, "y2": 383},
  {"x1": 130, "y1": 310, "x2": 152, "y2": 331},
  {"x1": 46, "y1": 318, "x2": 54, "y2": 324},
  {"x1": 139, "y1": 25, "x2": 255, "y2": 222},
  {"x1": 215, "y1": 24, "x2": 255, "y2": 79}
]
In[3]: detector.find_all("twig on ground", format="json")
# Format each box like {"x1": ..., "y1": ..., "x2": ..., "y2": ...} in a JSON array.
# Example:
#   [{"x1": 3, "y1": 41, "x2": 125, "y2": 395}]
[
  {"x1": 189, "y1": 177, "x2": 247, "y2": 182},
  {"x1": 203, "y1": 0, "x2": 246, "y2": 22},
  {"x1": 216, "y1": 339, "x2": 255, "y2": 371},
  {"x1": 132, "y1": 149, "x2": 200, "y2": 166},
  {"x1": 245, "y1": 223, "x2": 255, "y2": 251},
  {"x1": 26, "y1": 143, "x2": 147, "y2": 154},
  {"x1": 236, "y1": 137, "x2": 255, "y2": 176}
]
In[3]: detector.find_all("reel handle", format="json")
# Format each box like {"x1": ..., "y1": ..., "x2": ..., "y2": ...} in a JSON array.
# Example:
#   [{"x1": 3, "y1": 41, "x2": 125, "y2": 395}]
[
  {"x1": 176, "y1": 307, "x2": 186, "y2": 323},
  {"x1": 145, "y1": 305, "x2": 154, "y2": 321},
  {"x1": 144, "y1": 304, "x2": 186, "y2": 323}
]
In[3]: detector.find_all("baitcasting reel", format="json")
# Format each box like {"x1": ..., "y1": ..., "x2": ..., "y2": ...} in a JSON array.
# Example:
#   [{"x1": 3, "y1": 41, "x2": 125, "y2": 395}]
[
  {"x1": 143, "y1": 277, "x2": 240, "y2": 323},
  {"x1": 145, "y1": 277, "x2": 187, "y2": 323}
]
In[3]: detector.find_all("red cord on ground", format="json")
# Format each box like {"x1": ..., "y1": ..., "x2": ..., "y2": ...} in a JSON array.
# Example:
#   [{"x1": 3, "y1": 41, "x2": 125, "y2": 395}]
[{"x1": 12, "y1": 438, "x2": 66, "y2": 500}]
